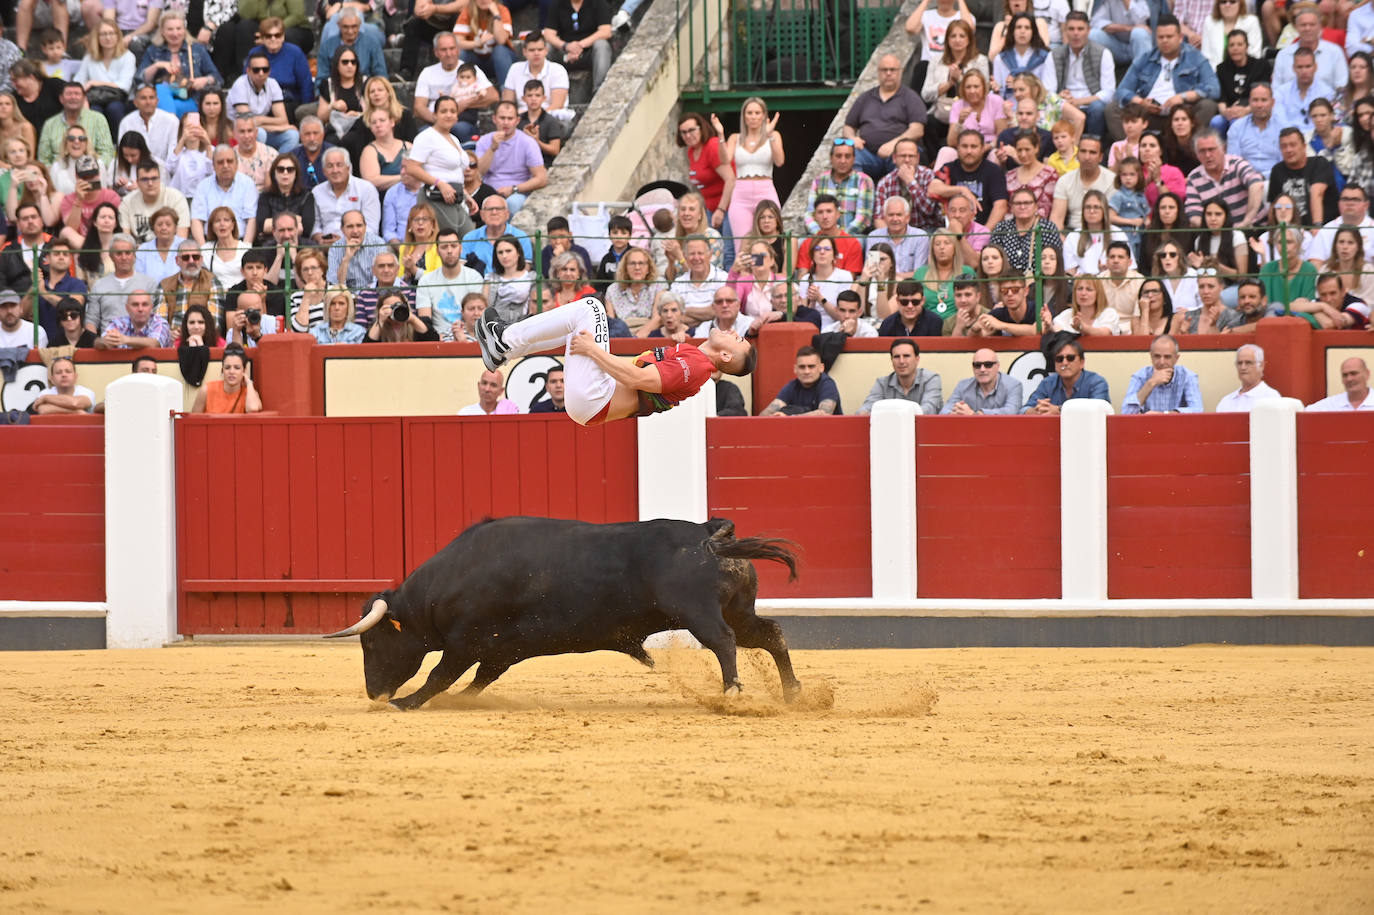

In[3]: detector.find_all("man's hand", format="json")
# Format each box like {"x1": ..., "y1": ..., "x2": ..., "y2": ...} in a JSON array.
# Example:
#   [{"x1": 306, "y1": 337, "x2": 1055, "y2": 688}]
[
  {"x1": 566, "y1": 40, "x2": 583, "y2": 62},
  {"x1": 950, "y1": 401, "x2": 975, "y2": 415},
  {"x1": 975, "y1": 313, "x2": 1003, "y2": 334},
  {"x1": 895, "y1": 161, "x2": 916, "y2": 185},
  {"x1": 103, "y1": 328, "x2": 126, "y2": 347},
  {"x1": 877, "y1": 139, "x2": 897, "y2": 159},
  {"x1": 228, "y1": 310, "x2": 247, "y2": 332},
  {"x1": 1032, "y1": 398, "x2": 1059, "y2": 415},
  {"x1": 1151, "y1": 365, "x2": 1174, "y2": 387}
]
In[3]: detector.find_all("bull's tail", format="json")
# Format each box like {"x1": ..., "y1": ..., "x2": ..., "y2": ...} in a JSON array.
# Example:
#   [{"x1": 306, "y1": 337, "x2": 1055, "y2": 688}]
[{"x1": 709, "y1": 535, "x2": 800, "y2": 582}]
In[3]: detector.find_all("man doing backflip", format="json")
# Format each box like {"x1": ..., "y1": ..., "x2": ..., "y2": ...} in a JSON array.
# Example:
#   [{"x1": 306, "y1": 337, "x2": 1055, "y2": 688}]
[{"x1": 476, "y1": 297, "x2": 755, "y2": 425}]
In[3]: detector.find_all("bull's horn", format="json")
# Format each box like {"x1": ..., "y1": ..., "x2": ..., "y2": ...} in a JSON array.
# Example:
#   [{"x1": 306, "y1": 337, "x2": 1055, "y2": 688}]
[{"x1": 322, "y1": 599, "x2": 388, "y2": 639}]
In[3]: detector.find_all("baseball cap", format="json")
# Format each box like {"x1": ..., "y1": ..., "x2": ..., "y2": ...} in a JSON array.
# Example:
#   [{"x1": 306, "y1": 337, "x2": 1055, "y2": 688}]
[{"x1": 0, "y1": 289, "x2": 21, "y2": 305}]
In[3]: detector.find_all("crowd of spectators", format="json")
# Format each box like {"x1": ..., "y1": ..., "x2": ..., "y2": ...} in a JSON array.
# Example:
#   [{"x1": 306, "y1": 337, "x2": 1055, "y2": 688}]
[{"x1": 0, "y1": 0, "x2": 1370, "y2": 416}]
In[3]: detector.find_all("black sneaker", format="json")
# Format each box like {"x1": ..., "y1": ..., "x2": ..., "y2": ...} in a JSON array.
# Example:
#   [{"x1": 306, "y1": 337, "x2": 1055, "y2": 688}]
[{"x1": 475, "y1": 307, "x2": 510, "y2": 371}]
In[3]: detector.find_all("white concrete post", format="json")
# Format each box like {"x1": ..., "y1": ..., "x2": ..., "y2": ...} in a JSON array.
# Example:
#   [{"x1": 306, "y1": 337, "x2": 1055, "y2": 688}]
[
  {"x1": 1060, "y1": 400, "x2": 1111, "y2": 601},
  {"x1": 637, "y1": 379, "x2": 711, "y2": 523},
  {"x1": 1250, "y1": 398, "x2": 1303, "y2": 601},
  {"x1": 104, "y1": 374, "x2": 182, "y2": 648},
  {"x1": 870, "y1": 400, "x2": 920, "y2": 599}
]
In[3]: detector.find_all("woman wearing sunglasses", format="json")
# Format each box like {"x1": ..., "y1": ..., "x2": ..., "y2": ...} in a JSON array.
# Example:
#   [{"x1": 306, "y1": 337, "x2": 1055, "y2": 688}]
[
  {"x1": 1151, "y1": 240, "x2": 1201, "y2": 315},
  {"x1": 256, "y1": 153, "x2": 316, "y2": 238}
]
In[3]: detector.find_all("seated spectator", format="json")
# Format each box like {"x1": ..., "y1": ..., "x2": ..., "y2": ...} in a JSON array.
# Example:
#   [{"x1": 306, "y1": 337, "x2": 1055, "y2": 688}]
[
  {"x1": 95, "y1": 287, "x2": 170, "y2": 349},
  {"x1": 1202, "y1": 1, "x2": 1262, "y2": 68},
  {"x1": 77, "y1": 21, "x2": 137, "y2": 139},
  {"x1": 1269, "y1": 128, "x2": 1336, "y2": 230},
  {"x1": 1222, "y1": 278, "x2": 1277, "y2": 334},
  {"x1": 191, "y1": 342, "x2": 262, "y2": 413},
  {"x1": 191, "y1": 144, "x2": 259, "y2": 243},
  {"x1": 543, "y1": 0, "x2": 613, "y2": 92},
  {"x1": 993, "y1": 11, "x2": 1058, "y2": 103},
  {"x1": 254, "y1": 153, "x2": 316, "y2": 238},
  {"x1": 415, "y1": 33, "x2": 496, "y2": 144},
  {"x1": 804, "y1": 139, "x2": 875, "y2": 236},
  {"x1": 796, "y1": 194, "x2": 865, "y2": 274},
  {"x1": 312, "y1": 147, "x2": 380, "y2": 243},
  {"x1": 1306, "y1": 186, "x2": 1374, "y2": 265},
  {"x1": 1216, "y1": 343, "x2": 1280, "y2": 411},
  {"x1": 226, "y1": 246, "x2": 284, "y2": 317},
  {"x1": 977, "y1": 272, "x2": 1041, "y2": 336},
  {"x1": 538, "y1": 214, "x2": 592, "y2": 277},
  {"x1": 1053, "y1": 274, "x2": 1122, "y2": 335},
  {"x1": 832, "y1": 289, "x2": 878, "y2": 338},
  {"x1": 867, "y1": 196, "x2": 928, "y2": 278},
  {"x1": 38, "y1": 81, "x2": 114, "y2": 168},
  {"x1": 943, "y1": 193, "x2": 991, "y2": 267},
  {"x1": 456, "y1": 0, "x2": 516, "y2": 89},
  {"x1": 795, "y1": 236, "x2": 854, "y2": 332},
  {"x1": 945, "y1": 69, "x2": 1006, "y2": 153},
  {"x1": 594, "y1": 214, "x2": 634, "y2": 288},
  {"x1": 400, "y1": 0, "x2": 468, "y2": 85},
  {"x1": 288, "y1": 247, "x2": 330, "y2": 331},
  {"x1": 9, "y1": 60, "x2": 64, "y2": 137},
  {"x1": 668, "y1": 236, "x2": 728, "y2": 323},
  {"x1": 264, "y1": 210, "x2": 304, "y2": 285},
  {"x1": 1171, "y1": 262, "x2": 1244, "y2": 333},
  {"x1": 174, "y1": 303, "x2": 219, "y2": 385},
  {"x1": 1287, "y1": 271, "x2": 1374, "y2": 329},
  {"x1": 996, "y1": 99, "x2": 1055, "y2": 169},
  {"x1": 943, "y1": 277, "x2": 988, "y2": 335},
  {"x1": 310, "y1": 287, "x2": 366, "y2": 344},
  {"x1": 119, "y1": 160, "x2": 189, "y2": 244},
  {"x1": 759, "y1": 345, "x2": 841, "y2": 415},
  {"x1": 366, "y1": 289, "x2": 440, "y2": 342},
  {"x1": 29, "y1": 356, "x2": 94, "y2": 415},
  {"x1": 1098, "y1": 240, "x2": 1144, "y2": 329},
  {"x1": 842, "y1": 53, "x2": 927, "y2": 181},
  {"x1": 1109, "y1": 16, "x2": 1218, "y2": 138},
  {"x1": 404, "y1": 98, "x2": 477, "y2": 235},
  {"x1": 1216, "y1": 29, "x2": 1272, "y2": 131},
  {"x1": 246, "y1": 17, "x2": 315, "y2": 112},
  {"x1": 1260, "y1": 226, "x2": 1318, "y2": 304},
  {"x1": 1272, "y1": 5, "x2": 1347, "y2": 89},
  {"x1": 317, "y1": 6, "x2": 386, "y2": 80},
  {"x1": 857, "y1": 337, "x2": 943, "y2": 414},
  {"x1": 873, "y1": 137, "x2": 942, "y2": 235},
  {"x1": 878, "y1": 280, "x2": 943, "y2": 336},
  {"x1": 1022, "y1": 336, "x2": 1110, "y2": 412},
  {"x1": 529, "y1": 364, "x2": 567, "y2": 413},
  {"x1": 930, "y1": 128, "x2": 1009, "y2": 229},
  {"x1": 460, "y1": 367, "x2": 522, "y2": 414},
  {"x1": 548, "y1": 251, "x2": 597, "y2": 309},
  {"x1": 226, "y1": 51, "x2": 299, "y2": 155},
  {"x1": 692, "y1": 285, "x2": 753, "y2": 338},
  {"x1": 853, "y1": 243, "x2": 899, "y2": 320},
  {"x1": 0, "y1": 288, "x2": 48, "y2": 346},
  {"x1": 1225, "y1": 83, "x2": 1280, "y2": 179},
  {"x1": 57, "y1": 159, "x2": 121, "y2": 250},
  {"x1": 352, "y1": 247, "x2": 410, "y2": 329},
  {"x1": 1184, "y1": 128, "x2": 1263, "y2": 228},
  {"x1": 646, "y1": 291, "x2": 693, "y2": 342},
  {"x1": 138, "y1": 11, "x2": 224, "y2": 119},
  {"x1": 416, "y1": 227, "x2": 485, "y2": 338},
  {"x1": 504, "y1": 33, "x2": 570, "y2": 118},
  {"x1": 483, "y1": 235, "x2": 536, "y2": 323},
  {"x1": 1005, "y1": 128, "x2": 1059, "y2": 221},
  {"x1": 941, "y1": 347, "x2": 1023, "y2": 413},
  {"x1": 326, "y1": 208, "x2": 385, "y2": 287},
  {"x1": 1050, "y1": 134, "x2": 1113, "y2": 231},
  {"x1": 989, "y1": 187, "x2": 1062, "y2": 272},
  {"x1": 1308, "y1": 357, "x2": 1373, "y2": 410},
  {"x1": 383, "y1": 170, "x2": 422, "y2": 244},
  {"x1": 914, "y1": 227, "x2": 975, "y2": 320},
  {"x1": 1122, "y1": 333, "x2": 1203, "y2": 412},
  {"x1": 1055, "y1": 12, "x2": 1116, "y2": 140},
  {"x1": 291, "y1": 115, "x2": 333, "y2": 188},
  {"x1": 919, "y1": 18, "x2": 986, "y2": 148},
  {"x1": 17, "y1": 5, "x2": 70, "y2": 57},
  {"x1": 1154, "y1": 237, "x2": 1202, "y2": 314},
  {"x1": 1090, "y1": 0, "x2": 1153, "y2": 81},
  {"x1": 156, "y1": 238, "x2": 225, "y2": 331},
  {"x1": 515, "y1": 81, "x2": 569, "y2": 168},
  {"x1": 221, "y1": 288, "x2": 278, "y2": 346},
  {"x1": 473, "y1": 101, "x2": 547, "y2": 216}
]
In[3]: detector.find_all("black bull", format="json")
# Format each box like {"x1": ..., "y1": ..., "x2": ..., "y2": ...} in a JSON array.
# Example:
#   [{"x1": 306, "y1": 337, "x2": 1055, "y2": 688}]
[{"x1": 325, "y1": 516, "x2": 802, "y2": 710}]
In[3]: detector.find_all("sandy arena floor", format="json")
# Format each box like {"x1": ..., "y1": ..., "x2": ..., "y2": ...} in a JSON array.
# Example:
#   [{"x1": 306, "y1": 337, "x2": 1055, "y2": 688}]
[{"x1": 0, "y1": 644, "x2": 1371, "y2": 914}]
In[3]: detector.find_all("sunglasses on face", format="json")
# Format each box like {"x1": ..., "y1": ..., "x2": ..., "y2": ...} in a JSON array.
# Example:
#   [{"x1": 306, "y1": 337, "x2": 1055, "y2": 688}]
[
  {"x1": 898, "y1": 296, "x2": 922, "y2": 305},
  {"x1": 262, "y1": 31, "x2": 283, "y2": 38},
  {"x1": 1160, "y1": 251, "x2": 1179, "y2": 259},
  {"x1": 67, "y1": 134, "x2": 86, "y2": 142},
  {"x1": 60, "y1": 311, "x2": 81, "y2": 320},
  {"x1": 250, "y1": 66, "x2": 271, "y2": 73},
  {"x1": 1054, "y1": 353, "x2": 1080, "y2": 364},
  {"x1": 275, "y1": 165, "x2": 296, "y2": 172},
  {"x1": 340, "y1": 58, "x2": 358, "y2": 65},
  {"x1": 179, "y1": 254, "x2": 202, "y2": 262},
  {"x1": 972, "y1": 360, "x2": 997, "y2": 369}
]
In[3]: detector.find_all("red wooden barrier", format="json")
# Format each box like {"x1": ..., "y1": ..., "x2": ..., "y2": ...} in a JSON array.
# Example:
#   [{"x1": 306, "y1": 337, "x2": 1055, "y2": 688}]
[
  {"x1": 1298, "y1": 414, "x2": 1374, "y2": 598},
  {"x1": 916, "y1": 416, "x2": 1062, "y2": 598},
  {"x1": 706, "y1": 416, "x2": 871, "y2": 598},
  {"x1": 402, "y1": 415, "x2": 638, "y2": 574},
  {"x1": 1106, "y1": 415, "x2": 1251, "y2": 598},
  {"x1": 176, "y1": 416, "x2": 405, "y2": 634},
  {"x1": 0, "y1": 425, "x2": 104, "y2": 601}
]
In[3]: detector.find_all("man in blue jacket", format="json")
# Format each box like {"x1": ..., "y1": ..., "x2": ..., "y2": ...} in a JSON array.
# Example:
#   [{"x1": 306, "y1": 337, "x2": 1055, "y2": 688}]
[{"x1": 1107, "y1": 15, "x2": 1220, "y2": 143}]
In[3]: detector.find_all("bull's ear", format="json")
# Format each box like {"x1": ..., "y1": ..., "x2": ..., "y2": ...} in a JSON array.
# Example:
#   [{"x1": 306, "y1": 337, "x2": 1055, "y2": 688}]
[{"x1": 390, "y1": 618, "x2": 403, "y2": 632}]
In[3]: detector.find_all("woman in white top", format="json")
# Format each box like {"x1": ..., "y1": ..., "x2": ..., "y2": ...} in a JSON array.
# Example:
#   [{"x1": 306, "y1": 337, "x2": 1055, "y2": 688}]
[
  {"x1": 604, "y1": 245, "x2": 661, "y2": 334},
  {"x1": 1063, "y1": 191, "x2": 1130, "y2": 275},
  {"x1": 167, "y1": 111, "x2": 213, "y2": 200},
  {"x1": 1201, "y1": 0, "x2": 1263, "y2": 68},
  {"x1": 719, "y1": 96, "x2": 784, "y2": 246},
  {"x1": 75, "y1": 20, "x2": 137, "y2": 137},
  {"x1": 402, "y1": 96, "x2": 477, "y2": 235},
  {"x1": 795, "y1": 236, "x2": 854, "y2": 330},
  {"x1": 49, "y1": 124, "x2": 114, "y2": 195},
  {"x1": 987, "y1": 0, "x2": 1052, "y2": 62},
  {"x1": 135, "y1": 206, "x2": 183, "y2": 281},
  {"x1": 1152, "y1": 238, "x2": 1201, "y2": 314},
  {"x1": 904, "y1": 0, "x2": 975, "y2": 63},
  {"x1": 205, "y1": 205, "x2": 249, "y2": 289},
  {"x1": 1052, "y1": 275, "x2": 1123, "y2": 335},
  {"x1": 483, "y1": 235, "x2": 536, "y2": 323},
  {"x1": 992, "y1": 12, "x2": 1057, "y2": 99}
]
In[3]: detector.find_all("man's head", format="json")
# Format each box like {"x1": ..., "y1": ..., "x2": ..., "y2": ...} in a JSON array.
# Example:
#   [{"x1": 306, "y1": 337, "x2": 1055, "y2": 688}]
[
  {"x1": 684, "y1": 236, "x2": 711, "y2": 273},
  {"x1": 132, "y1": 355, "x2": 159, "y2": 374},
  {"x1": 480, "y1": 196, "x2": 510, "y2": 230},
  {"x1": 876, "y1": 54, "x2": 903, "y2": 92},
  {"x1": 522, "y1": 81, "x2": 546, "y2": 113},
  {"x1": 712, "y1": 286, "x2": 741, "y2": 324},
  {"x1": 15, "y1": 202, "x2": 43, "y2": 241},
  {"x1": 110, "y1": 234, "x2": 138, "y2": 276},
  {"x1": 341, "y1": 209, "x2": 367, "y2": 243},
  {"x1": 882, "y1": 196, "x2": 911, "y2": 236},
  {"x1": 813, "y1": 194, "x2": 840, "y2": 232},
  {"x1": 240, "y1": 246, "x2": 273, "y2": 286},
  {"x1": 433, "y1": 31, "x2": 460, "y2": 70},
  {"x1": 1148, "y1": 334, "x2": 1181, "y2": 370},
  {"x1": 212, "y1": 144, "x2": 238, "y2": 185},
  {"x1": 1193, "y1": 128, "x2": 1226, "y2": 174},
  {"x1": 836, "y1": 290, "x2": 863, "y2": 325},
  {"x1": 60, "y1": 81, "x2": 85, "y2": 115},
  {"x1": 234, "y1": 115, "x2": 257, "y2": 150},
  {"x1": 1248, "y1": 83, "x2": 1274, "y2": 122},
  {"x1": 1105, "y1": 240, "x2": 1132, "y2": 277},
  {"x1": 830, "y1": 138, "x2": 856, "y2": 176},
  {"x1": 956, "y1": 129, "x2": 985, "y2": 168},
  {"x1": 323, "y1": 148, "x2": 352, "y2": 189},
  {"x1": 126, "y1": 289, "x2": 154, "y2": 326},
  {"x1": 522, "y1": 32, "x2": 548, "y2": 65},
  {"x1": 236, "y1": 290, "x2": 265, "y2": 317},
  {"x1": 1279, "y1": 127, "x2": 1307, "y2": 168},
  {"x1": 273, "y1": 210, "x2": 300, "y2": 245},
  {"x1": 1014, "y1": 98, "x2": 1039, "y2": 130},
  {"x1": 1077, "y1": 134, "x2": 1103, "y2": 172},
  {"x1": 794, "y1": 345, "x2": 823, "y2": 387},
  {"x1": 892, "y1": 137, "x2": 920, "y2": 170},
  {"x1": 953, "y1": 277, "x2": 980, "y2": 312},
  {"x1": 372, "y1": 248, "x2": 400, "y2": 286},
  {"x1": 889, "y1": 338, "x2": 919, "y2": 382},
  {"x1": 134, "y1": 84, "x2": 159, "y2": 117},
  {"x1": 1234, "y1": 344, "x2": 1264, "y2": 391},
  {"x1": 137, "y1": 161, "x2": 162, "y2": 200},
  {"x1": 247, "y1": 52, "x2": 272, "y2": 91},
  {"x1": 545, "y1": 365, "x2": 565, "y2": 407},
  {"x1": 1317, "y1": 272, "x2": 1346, "y2": 308},
  {"x1": 1340, "y1": 356, "x2": 1371, "y2": 399},
  {"x1": 945, "y1": 193, "x2": 975, "y2": 227},
  {"x1": 0, "y1": 290, "x2": 22, "y2": 330},
  {"x1": 895, "y1": 281, "x2": 924, "y2": 322},
  {"x1": 1155, "y1": 15, "x2": 1182, "y2": 58},
  {"x1": 1063, "y1": 10, "x2": 1089, "y2": 49},
  {"x1": 997, "y1": 274, "x2": 1027, "y2": 312},
  {"x1": 437, "y1": 227, "x2": 463, "y2": 268},
  {"x1": 299, "y1": 116, "x2": 324, "y2": 154},
  {"x1": 972, "y1": 348, "x2": 1000, "y2": 387},
  {"x1": 1235, "y1": 278, "x2": 1268, "y2": 317},
  {"x1": 1051, "y1": 337, "x2": 1086, "y2": 383},
  {"x1": 493, "y1": 100, "x2": 519, "y2": 135},
  {"x1": 1294, "y1": 4, "x2": 1322, "y2": 47},
  {"x1": 177, "y1": 238, "x2": 205, "y2": 278},
  {"x1": 1292, "y1": 47, "x2": 1317, "y2": 87},
  {"x1": 1338, "y1": 185, "x2": 1367, "y2": 224},
  {"x1": 48, "y1": 356, "x2": 77, "y2": 391},
  {"x1": 337, "y1": 8, "x2": 362, "y2": 44},
  {"x1": 45, "y1": 239, "x2": 73, "y2": 278}
]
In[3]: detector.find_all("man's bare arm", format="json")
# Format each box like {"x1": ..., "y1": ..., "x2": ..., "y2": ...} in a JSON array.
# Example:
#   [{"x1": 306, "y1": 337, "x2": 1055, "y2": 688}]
[{"x1": 570, "y1": 332, "x2": 664, "y2": 392}]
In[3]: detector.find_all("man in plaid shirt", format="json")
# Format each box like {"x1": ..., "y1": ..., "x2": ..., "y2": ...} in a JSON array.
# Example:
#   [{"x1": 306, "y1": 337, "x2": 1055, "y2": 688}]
[
  {"x1": 874, "y1": 138, "x2": 942, "y2": 231},
  {"x1": 804, "y1": 139, "x2": 875, "y2": 235}
]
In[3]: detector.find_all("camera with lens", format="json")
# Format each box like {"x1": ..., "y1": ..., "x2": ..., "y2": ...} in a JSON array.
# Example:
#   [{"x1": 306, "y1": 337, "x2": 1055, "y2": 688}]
[
  {"x1": 390, "y1": 302, "x2": 410, "y2": 323},
  {"x1": 244, "y1": 308, "x2": 262, "y2": 325}
]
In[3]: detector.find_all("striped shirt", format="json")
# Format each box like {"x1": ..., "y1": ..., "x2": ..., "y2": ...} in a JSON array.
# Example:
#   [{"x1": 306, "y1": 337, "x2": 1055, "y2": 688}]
[{"x1": 1184, "y1": 156, "x2": 1262, "y2": 226}]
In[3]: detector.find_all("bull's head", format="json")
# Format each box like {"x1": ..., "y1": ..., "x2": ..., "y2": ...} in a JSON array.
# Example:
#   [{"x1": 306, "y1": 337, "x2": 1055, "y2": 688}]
[{"x1": 323, "y1": 591, "x2": 428, "y2": 702}]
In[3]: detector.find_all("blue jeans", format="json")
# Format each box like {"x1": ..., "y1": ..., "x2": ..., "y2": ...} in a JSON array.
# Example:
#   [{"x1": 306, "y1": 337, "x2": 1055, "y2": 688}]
[
  {"x1": 1090, "y1": 27, "x2": 1154, "y2": 67},
  {"x1": 1077, "y1": 99, "x2": 1107, "y2": 138},
  {"x1": 854, "y1": 145, "x2": 893, "y2": 182},
  {"x1": 711, "y1": 208, "x2": 735, "y2": 267},
  {"x1": 462, "y1": 46, "x2": 517, "y2": 93},
  {"x1": 260, "y1": 127, "x2": 301, "y2": 154}
]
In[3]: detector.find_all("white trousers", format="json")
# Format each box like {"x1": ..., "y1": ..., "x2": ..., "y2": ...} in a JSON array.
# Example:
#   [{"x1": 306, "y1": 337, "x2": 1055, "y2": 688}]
[{"x1": 501, "y1": 298, "x2": 615, "y2": 425}]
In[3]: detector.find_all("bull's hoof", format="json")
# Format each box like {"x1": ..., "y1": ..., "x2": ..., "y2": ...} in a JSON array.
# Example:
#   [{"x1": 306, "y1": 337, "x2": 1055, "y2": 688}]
[
  {"x1": 723, "y1": 683, "x2": 742, "y2": 698},
  {"x1": 783, "y1": 681, "x2": 802, "y2": 704},
  {"x1": 387, "y1": 700, "x2": 409, "y2": 712}
]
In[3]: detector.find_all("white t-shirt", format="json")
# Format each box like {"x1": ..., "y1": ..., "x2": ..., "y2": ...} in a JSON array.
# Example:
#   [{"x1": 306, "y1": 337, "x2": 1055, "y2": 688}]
[
  {"x1": 414, "y1": 61, "x2": 493, "y2": 111},
  {"x1": 795, "y1": 268, "x2": 855, "y2": 331},
  {"x1": 1033, "y1": 0, "x2": 1071, "y2": 45},
  {"x1": 1215, "y1": 381, "x2": 1280, "y2": 413},
  {"x1": 410, "y1": 128, "x2": 468, "y2": 184},
  {"x1": 38, "y1": 384, "x2": 96, "y2": 412},
  {"x1": 0, "y1": 321, "x2": 48, "y2": 347},
  {"x1": 1308, "y1": 389, "x2": 1374, "y2": 411},
  {"x1": 918, "y1": 9, "x2": 961, "y2": 62},
  {"x1": 503, "y1": 59, "x2": 570, "y2": 112},
  {"x1": 692, "y1": 313, "x2": 755, "y2": 338}
]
